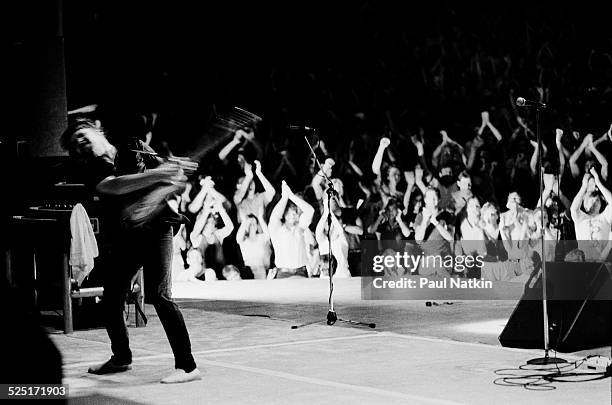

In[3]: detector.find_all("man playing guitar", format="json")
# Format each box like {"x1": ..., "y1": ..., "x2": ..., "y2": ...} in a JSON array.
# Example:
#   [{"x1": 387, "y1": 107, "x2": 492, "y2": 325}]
[{"x1": 60, "y1": 118, "x2": 201, "y2": 384}]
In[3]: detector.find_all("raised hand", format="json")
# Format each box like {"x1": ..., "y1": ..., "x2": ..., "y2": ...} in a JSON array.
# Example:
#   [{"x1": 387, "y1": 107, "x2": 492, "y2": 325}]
[
  {"x1": 244, "y1": 162, "x2": 253, "y2": 177},
  {"x1": 440, "y1": 130, "x2": 450, "y2": 143},
  {"x1": 481, "y1": 111, "x2": 490, "y2": 124},
  {"x1": 234, "y1": 129, "x2": 247, "y2": 142},
  {"x1": 281, "y1": 180, "x2": 292, "y2": 198},
  {"x1": 199, "y1": 176, "x2": 215, "y2": 189},
  {"x1": 242, "y1": 129, "x2": 255, "y2": 141},
  {"x1": 589, "y1": 167, "x2": 601, "y2": 184},
  {"x1": 379, "y1": 137, "x2": 391, "y2": 148},
  {"x1": 404, "y1": 171, "x2": 415, "y2": 185},
  {"x1": 555, "y1": 128, "x2": 563, "y2": 144},
  {"x1": 254, "y1": 160, "x2": 262, "y2": 175}
]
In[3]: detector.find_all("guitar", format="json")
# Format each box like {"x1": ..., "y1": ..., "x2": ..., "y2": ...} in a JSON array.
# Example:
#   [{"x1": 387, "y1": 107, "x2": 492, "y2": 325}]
[{"x1": 119, "y1": 106, "x2": 262, "y2": 229}]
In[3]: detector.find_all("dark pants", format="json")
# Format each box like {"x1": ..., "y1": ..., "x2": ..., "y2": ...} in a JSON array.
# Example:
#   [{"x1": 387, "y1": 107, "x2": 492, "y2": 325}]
[{"x1": 103, "y1": 223, "x2": 196, "y2": 372}]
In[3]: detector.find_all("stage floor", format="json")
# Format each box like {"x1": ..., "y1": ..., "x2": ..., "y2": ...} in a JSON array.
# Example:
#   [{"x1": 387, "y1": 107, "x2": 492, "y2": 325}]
[{"x1": 51, "y1": 278, "x2": 611, "y2": 405}]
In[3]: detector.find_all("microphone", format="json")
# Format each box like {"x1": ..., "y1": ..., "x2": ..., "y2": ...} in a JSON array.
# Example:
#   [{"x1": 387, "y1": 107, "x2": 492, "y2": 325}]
[
  {"x1": 516, "y1": 97, "x2": 547, "y2": 109},
  {"x1": 287, "y1": 125, "x2": 317, "y2": 131}
]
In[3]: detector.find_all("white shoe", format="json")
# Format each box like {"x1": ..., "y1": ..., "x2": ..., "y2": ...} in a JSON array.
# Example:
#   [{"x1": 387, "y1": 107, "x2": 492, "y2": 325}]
[{"x1": 160, "y1": 368, "x2": 202, "y2": 384}]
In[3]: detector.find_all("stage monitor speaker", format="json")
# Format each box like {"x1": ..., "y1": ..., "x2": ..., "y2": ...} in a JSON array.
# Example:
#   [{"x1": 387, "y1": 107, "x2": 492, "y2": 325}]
[{"x1": 499, "y1": 261, "x2": 612, "y2": 353}]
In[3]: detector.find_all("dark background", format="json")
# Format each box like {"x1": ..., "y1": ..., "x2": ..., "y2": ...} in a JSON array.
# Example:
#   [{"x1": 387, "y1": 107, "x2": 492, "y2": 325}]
[{"x1": 3, "y1": 1, "x2": 611, "y2": 156}]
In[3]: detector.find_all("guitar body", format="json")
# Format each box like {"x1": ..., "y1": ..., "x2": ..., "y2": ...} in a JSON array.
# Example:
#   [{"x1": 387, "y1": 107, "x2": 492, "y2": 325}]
[{"x1": 120, "y1": 183, "x2": 185, "y2": 229}]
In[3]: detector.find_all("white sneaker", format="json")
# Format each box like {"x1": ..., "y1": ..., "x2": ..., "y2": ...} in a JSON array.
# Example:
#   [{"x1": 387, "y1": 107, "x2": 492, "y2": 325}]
[{"x1": 160, "y1": 368, "x2": 202, "y2": 384}]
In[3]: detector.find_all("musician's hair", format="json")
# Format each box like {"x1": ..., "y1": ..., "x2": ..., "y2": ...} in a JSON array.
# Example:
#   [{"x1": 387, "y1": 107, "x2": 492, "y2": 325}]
[{"x1": 60, "y1": 118, "x2": 104, "y2": 152}]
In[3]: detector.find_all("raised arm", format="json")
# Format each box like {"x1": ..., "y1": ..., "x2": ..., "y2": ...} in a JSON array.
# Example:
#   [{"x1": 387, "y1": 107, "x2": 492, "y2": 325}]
[
  {"x1": 484, "y1": 111, "x2": 503, "y2": 142},
  {"x1": 570, "y1": 173, "x2": 591, "y2": 222},
  {"x1": 414, "y1": 165, "x2": 429, "y2": 196},
  {"x1": 466, "y1": 135, "x2": 485, "y2": 170},
  {"x1": 569, "y1": 134, "x2": 591, "y2": 178},
  {"x1": 402, "y1": 171, "x2": 415, "y2": 215},
  {"x1": 188, "y1": 176, "x2": 213, "y2": 213},
  {"x1": 396, "y1": 211, "x2": 412, "y2": 238},
  {"x1": 190, "y1": 205, "x2": 213, "y2": 245},
  {"x1": 411, "y1": 132, "x2": 431, "y2": 176},
  {"x1": 372, "y1": 137, "x2": 391, "y2": 176},
  {"x1": 218, "y1": 130, "x2": 245, "y2": 161},
  {"x1": 235, "y1": 217, "x2": 249, "y2": 243},
  {"x1": 233, "y1": 163, "x2": 254, "y2": 205},
  {"x1": 214, "y1": 202, "x2": 235, "y2": 241},
  {"x1": 529, "y1": 140, "x2": 539, "y2": 177},
  {"x1": 587, "y1": 136, "x2": 608, "y2": 181},
  {"x1": 555, "y1": 129, "x2": 567, "y2": 178},
  {"x1": 254, "y1": 160, "x2": 276, "y2": 203},
  {"x1": 536, "y1": 173, "x2": 555, "y2": 208},
  {"x1": 268, "y1": 182, "x2": 290, "y2": 230}
]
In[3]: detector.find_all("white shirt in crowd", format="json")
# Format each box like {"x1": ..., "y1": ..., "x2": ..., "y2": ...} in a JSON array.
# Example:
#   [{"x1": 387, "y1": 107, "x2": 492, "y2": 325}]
[
  {"x1": 269, "y1": 226, "x2": 309, "y2": 269},
  {"x1": 574, "y1": 205, "x2": 612, "y2": 261}
]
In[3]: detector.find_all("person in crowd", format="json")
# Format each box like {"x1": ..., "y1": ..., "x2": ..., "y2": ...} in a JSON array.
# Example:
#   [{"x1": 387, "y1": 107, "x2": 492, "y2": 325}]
[
  {"x1": 372, "y1": 137, "x2": 404, "y2": 205},
  {"x1": 236, "y1": 213, "x2": 271, "y2": 279},
  {"x1": 190, "y1": 200, "x2": 235, "y2": 279},
  {"x1": 451, "y1": 171, "x2": 474, "y2": 215},
  {"x1": 268, "y1": 181, "x2": 315, "y2": 278},
  {"x1": 459, "y1": 197, "x2": 487, "y2": 260},
  {"x1": 499, "y1": 191, "x2": 530, "y2": 262},
  {"x1": 234, "y1": 159, "x2": 276, "y2": 223},
  {"x1": 414, "y1": 187, "x2": 455, "y2": 276},
  {"x1": 188, "y1": 176, "x2": 231, "y2": 215},
  {"x1": 571, "y1": 168, "x2": 612, "y2": 261}
]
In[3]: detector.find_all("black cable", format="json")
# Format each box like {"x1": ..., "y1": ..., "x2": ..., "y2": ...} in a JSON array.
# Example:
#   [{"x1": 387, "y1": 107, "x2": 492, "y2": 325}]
[{"x1": 494, "y1": 355, "x2": 610, "y2": 390}]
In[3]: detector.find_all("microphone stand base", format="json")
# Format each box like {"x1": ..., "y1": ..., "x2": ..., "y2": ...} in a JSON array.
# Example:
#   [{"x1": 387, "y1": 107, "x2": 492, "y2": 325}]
[
  {"x1": 291, "y1": 311, "x2": 376, "y2": 330},
  {"x1": 526, "y1": 355, "x2": 567, "y2": 365}
]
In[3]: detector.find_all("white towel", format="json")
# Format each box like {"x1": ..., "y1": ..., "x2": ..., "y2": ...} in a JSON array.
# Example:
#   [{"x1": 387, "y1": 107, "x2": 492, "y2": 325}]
[{"x1": 69, "y1": 203, "x2": 99, "y2": 286}]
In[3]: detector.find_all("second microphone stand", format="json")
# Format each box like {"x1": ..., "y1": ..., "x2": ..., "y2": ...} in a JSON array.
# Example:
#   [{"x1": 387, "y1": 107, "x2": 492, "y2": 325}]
[
  {"x1": 523, "y1": 105, "x2": 566, "y2": 365},
  {"x1": 291, "y1": 132, "x2": 375, "y2": 330}
]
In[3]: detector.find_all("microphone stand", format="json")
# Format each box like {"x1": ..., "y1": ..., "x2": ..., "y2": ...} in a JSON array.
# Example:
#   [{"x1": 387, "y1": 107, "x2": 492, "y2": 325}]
[
  {"x1": 523, "y1": 105, "x2": 566, "y2": 365},
  {"x1": 291, "y1": 131, "x2": 375, "y2": 330}
]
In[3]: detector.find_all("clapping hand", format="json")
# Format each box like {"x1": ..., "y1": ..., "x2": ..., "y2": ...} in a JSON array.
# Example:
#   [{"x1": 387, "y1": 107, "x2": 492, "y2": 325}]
[
  {"x1": 589, "y1": 167, "x2": 601, "y2": 185},
  {"x1": 281, "y1": 180, "x2": 292, "y2": 198},
  {"x1": 244, "y1": 162, "x2": 253, "y2": 177},
  {"x1": 234, "y1": 129, "x2": 247, "y2": 142},
  {"x1": 481, "y1": 111, "x2": 490, "y2": 124},
  {"x1": 199, "y1": 176, "x2": 215, "y2": 189}
]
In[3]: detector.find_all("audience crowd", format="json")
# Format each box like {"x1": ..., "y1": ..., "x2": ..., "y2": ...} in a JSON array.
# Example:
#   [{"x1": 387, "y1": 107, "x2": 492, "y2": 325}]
[{"x1": 72, "y1": 5, "x2": 612, "y2": 281}]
